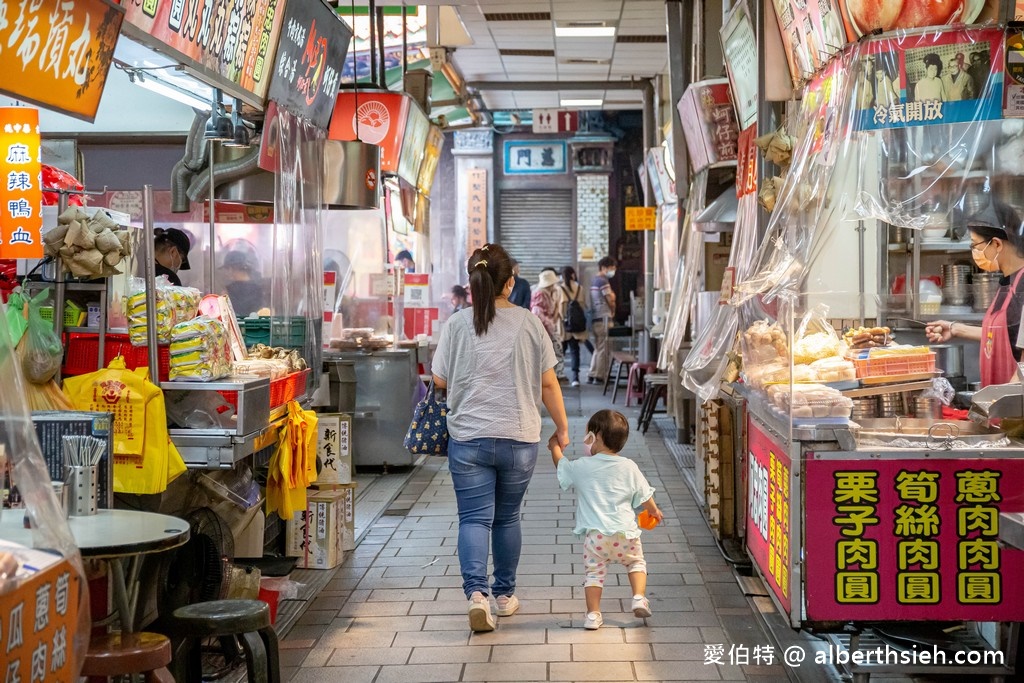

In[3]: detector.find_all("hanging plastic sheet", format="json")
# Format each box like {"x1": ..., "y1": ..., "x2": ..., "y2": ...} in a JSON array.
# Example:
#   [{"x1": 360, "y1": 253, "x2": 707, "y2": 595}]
[
  {"x1": 270, "y1": 108, "x2": 326, "y2": 388},
  {"x1": 657, "y1": 190, "x2": 703, "y2": 370},
  {"x1": 0, "y1": 310, "x2": 89, "y2": 678}
]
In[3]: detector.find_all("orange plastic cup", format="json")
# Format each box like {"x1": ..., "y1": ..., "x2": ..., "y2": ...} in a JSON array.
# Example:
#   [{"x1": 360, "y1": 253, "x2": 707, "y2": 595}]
[{"x1": 637, "y1": 510, "x2": 659, "y2": 530}]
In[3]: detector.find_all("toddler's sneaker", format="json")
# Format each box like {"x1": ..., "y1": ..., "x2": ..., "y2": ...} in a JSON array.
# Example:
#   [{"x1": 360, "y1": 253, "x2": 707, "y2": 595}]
[
  {"x1": 632, "y1": 595, "x2": 652, "y2": 618},
  {"x1": 495, "y1": 594, "x2": 520, "y2": 617},
  {"x1": 583, "y1": 611, "x2": 604, "y2": 630},
  {"x1": 468, "y1": 591, "x2": 495, "y2": 632}
]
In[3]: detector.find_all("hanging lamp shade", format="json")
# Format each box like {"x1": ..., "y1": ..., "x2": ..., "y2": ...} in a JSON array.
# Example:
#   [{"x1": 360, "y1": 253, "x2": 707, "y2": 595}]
[{"x1": 323, "y1": 139, "x2": 381, "y2": 210}]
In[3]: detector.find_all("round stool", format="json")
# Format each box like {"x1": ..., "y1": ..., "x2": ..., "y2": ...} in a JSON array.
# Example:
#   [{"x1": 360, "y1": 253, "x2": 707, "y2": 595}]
[
  {"x1": 171, "y1": 599, "x2": 280, "y2": 683},
  {"x1": 625, "y1": 362, "x2": 657, "y2": 407},
  {"x1": 83, "y1": 632, "x2": 174, "y2": 683}
]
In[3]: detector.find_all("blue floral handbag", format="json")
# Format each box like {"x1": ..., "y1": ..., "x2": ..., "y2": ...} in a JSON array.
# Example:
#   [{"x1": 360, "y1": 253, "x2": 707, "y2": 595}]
[{"x1": 404, "y1": 381, "x2": 449, "y2": 456}]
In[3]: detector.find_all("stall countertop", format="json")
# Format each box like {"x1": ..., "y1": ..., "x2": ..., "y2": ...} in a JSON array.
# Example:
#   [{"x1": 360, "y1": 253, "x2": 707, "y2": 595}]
[
  {"x1": 1000, "y1": 512, "x2": 1024, "y2": 550},
  {"x1": 0, "y1": 510, "x2": 190, "y2": 559}
]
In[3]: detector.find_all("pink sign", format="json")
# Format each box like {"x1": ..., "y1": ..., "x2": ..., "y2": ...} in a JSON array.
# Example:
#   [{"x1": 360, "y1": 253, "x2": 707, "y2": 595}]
[
  {"x1": 745, "y1": 418, "x2": 792, "y2": 616},
  {"x1": 806, "y1": 456, "x2": 1024, "y2": 622}
]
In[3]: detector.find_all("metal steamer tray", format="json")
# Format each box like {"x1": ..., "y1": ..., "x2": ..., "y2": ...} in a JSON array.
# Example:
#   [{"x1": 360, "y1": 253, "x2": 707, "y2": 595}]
[{"x1": 851, "y1": 417, "x2": 1008, "y2": 449}]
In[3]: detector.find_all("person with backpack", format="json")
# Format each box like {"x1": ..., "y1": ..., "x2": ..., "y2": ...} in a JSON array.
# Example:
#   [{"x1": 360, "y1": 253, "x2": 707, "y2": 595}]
[{"x1": 560, "y1": 266, "x2": 594, "y2": 387}]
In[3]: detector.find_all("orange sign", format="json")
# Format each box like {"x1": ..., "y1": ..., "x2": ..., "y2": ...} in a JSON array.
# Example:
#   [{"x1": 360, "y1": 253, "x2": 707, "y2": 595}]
[
  {"x1": 0, "y1": 108, "x2": 43, "y2": 259},
  {"x1": 328, "y1": 92, "x2": 410, "y2": 174},
  {"x1": 0, "y1": 0, "x2": 123, "y2": 122},
  {"x1": 0, "y1": 557, "x2": 82, "y2": 682},
  {"x1": 121, "y1": 0, "x2": 284, "y2": 102},
  {"x1": 625, "y1": 206, "x2": 657, "y2": 231},
  {"x1": 417, "y1": 125, "x2": 444, "y2": 197},
  {"x1": 466, "y1": 168, "x2": 487, "y2": 254}
]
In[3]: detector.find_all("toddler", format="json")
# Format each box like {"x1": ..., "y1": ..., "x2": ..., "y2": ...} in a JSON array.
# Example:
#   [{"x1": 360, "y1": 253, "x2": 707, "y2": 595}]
[{"x1": 550, "y1": 409, "x2": 664, "y2": 629}]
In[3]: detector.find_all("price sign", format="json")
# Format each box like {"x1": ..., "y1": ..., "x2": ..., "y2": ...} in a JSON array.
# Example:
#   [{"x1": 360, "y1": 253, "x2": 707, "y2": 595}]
[
  {"x1": 267, "y1": 0, "x2": 352, "y2": 129},
  {"x1": 0, "y1": 108, "x2": 42, "y2": 259},
  {"x1": 625, "y1": 206, "x2": 657, "y2": 231}
]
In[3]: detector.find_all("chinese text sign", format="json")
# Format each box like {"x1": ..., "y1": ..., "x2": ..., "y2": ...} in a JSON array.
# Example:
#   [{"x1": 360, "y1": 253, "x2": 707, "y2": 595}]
[
  {"x1": 805, "y1": 456, "x2": 1024, "y2": 621},
  {"x1": 503, "y1": 141, "x2": 567, "y2": 175},
  {"x1": 0, "y1": 107, "x2": 42, "y2": 258},
  {"x1": 745, "y1": 418, "x2": 792, "y2": 616},
  {"x1": 466, "y1": 168, "x2": 487, "y2": 256}
]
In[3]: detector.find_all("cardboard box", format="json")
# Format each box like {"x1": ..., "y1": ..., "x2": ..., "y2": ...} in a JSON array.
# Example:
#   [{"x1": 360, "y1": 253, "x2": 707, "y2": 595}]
[
  {"x1": 285, "y1": 483, "x2": 357, "y2": 568},
  {"x1": 32, "y1": 411, "x2": 114, "y2": 508},
  {"x1": 314, "y1": 413, "x2": 352, "y2": 485}
]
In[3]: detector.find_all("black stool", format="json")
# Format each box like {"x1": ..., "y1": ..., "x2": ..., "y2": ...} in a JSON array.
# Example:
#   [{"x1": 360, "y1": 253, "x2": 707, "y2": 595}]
[
  {"x1": 170, "y1": 599, "x2": 280, "y2": 683},
  {"x1": 638, "y1": 373, "x2": 669, "y2": 434},
  {"x1": 603, "y1": 352, "x2": 636, "y2": 397}
]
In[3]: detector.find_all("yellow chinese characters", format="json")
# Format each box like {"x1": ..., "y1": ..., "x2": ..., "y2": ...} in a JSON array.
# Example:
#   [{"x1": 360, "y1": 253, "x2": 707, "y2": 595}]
[
  {"x1": 767, "y1": 452, "x2": 790, "y2": 598},
  {"x1": 956, "y1": 470, "x2": 1002, "y2": 605},
  {"x1": 833, "y1": 470, "x2": 879, "y2": 604},
  {"x1": 895, "y1": 470, "x2": 941, "y2": 604}
]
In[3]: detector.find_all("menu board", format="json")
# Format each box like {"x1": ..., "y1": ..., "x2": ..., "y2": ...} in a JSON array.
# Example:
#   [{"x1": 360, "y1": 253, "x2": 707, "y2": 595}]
[
  {"x1": 0, "y1": 0, "x2": 124, "y2": 121},
  {"x1": 0, "y1": 108, "x2": 42, "y2": 259},
  {"x1": 721, "y1": 2, "x2": 758, "y2": 130},
  {"x1": 770, "y1": 0, "x2": 846, "y2": 89},
  {"x1": 267, "y1": 0, "x2": 351, "y2": 129},
  {"x1": 417, "y1": 125, "x2": 444, "y2": 196},
  {"x1": 121, "y1": 0, "x2": 286, "y2": 102},
  {"x1": 397, "y1": 103, "x2": 430, "y2": 185}
]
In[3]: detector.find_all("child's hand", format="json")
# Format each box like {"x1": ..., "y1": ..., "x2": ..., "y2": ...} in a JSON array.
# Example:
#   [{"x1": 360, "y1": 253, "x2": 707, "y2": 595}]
[
  {"x1": 651, "y1": 508, "x2": 664, "y2": 524},
  {"x1": 547, "y1": 434, "x2": 563, "y2": 455}
]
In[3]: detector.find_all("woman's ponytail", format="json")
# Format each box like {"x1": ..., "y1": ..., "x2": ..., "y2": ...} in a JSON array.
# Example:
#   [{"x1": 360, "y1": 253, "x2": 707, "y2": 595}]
[{"x1": 468, "y1": 244, "x2": 514, "y2": 335}]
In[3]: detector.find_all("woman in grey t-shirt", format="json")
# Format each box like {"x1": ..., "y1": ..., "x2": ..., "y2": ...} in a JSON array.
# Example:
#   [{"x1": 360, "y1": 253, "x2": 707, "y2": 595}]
[{"x1": 432, "y1": 243, "x2": 570, "y2": 632}]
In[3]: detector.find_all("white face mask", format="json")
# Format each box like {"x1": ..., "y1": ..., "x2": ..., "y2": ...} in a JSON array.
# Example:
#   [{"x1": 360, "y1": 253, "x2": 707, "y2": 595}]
[
  {"x1": 583, "y1": 431, "x2": 597, "y2": 456},
  {"x1": 606, "y1": 269, "x2": 616, "y2": 279}
]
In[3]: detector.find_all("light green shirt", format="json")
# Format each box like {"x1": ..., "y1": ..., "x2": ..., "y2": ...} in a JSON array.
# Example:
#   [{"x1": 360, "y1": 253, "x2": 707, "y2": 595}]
[{"x1": 557, "y1": 453, "x2": 655, "y2": 539}]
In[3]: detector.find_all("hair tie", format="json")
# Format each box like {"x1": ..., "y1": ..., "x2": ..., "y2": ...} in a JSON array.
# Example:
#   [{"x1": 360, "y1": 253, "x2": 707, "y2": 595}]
[
  {"x1": 475, "y1": 260, "x2": 488, "y2": 268},
  {"x1": 480, "y1": 244, "x2": 489, "y2": 252}
]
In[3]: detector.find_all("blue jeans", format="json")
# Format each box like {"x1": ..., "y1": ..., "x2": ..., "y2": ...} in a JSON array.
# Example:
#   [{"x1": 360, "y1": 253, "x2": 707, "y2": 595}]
[{"x1": 448, "y1": 437, "x2": 538, "y2": 598}]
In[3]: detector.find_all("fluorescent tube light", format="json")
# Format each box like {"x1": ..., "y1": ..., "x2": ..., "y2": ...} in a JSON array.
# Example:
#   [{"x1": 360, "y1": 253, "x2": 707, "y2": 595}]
[
  {"x1": 133, "y1": 75, "x2": 212, "y2": 111},
  {"x1": 554, "y1": 25, "x2": 616, "y2": 37},
  {"x1": 561, "y1": 98, "x2": 603, "y2": 107}
]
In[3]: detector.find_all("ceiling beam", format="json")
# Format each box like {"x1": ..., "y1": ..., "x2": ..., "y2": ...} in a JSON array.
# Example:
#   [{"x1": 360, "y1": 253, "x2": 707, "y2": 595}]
[{"x1": 467, "y1": 80, "x2": 653, "y2": 91}]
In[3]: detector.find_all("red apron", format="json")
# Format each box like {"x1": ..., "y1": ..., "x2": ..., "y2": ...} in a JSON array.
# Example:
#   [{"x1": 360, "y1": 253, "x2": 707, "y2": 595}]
[{"x1": 980, "y1": 269, "x2": 1024, "y2": 386}]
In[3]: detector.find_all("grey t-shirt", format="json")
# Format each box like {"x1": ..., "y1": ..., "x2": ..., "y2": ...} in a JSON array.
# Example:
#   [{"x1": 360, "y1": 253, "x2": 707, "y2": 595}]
[
  {"x1": 591, "y1": 274, "x2": 613, "y2": 319},
  {"x1": 432, "y1": 306, "x2": 556, "y2": 443}
]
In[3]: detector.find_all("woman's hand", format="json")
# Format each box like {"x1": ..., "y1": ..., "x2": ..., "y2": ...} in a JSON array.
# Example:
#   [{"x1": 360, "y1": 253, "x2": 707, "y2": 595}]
[
  {"x1": 925, "y1": 321, "x2": 953, "y2": 343},
  {"x1": 550, "y1": 427, "x2": 570, "y2": 450}
]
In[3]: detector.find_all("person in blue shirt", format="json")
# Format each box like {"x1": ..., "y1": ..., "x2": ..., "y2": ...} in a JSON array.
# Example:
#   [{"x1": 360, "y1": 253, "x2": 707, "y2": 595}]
[
  {"x1": 507, "y1": 258, "x2": 531, "y2": 309},
  {"x1": 550, "y1": 409, "x2": 663, "y2": 630}
]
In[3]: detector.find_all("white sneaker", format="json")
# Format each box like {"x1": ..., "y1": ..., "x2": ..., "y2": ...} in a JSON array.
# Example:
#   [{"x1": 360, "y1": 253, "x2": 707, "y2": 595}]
[
  {"x1": 583, "y1": 611, "x2": 603, "y2": 630},
  {"x1": 468, "y1": 592, "x2": 495, "y2": 632},
  {"x1": 571, "y1": 380, "x2": 580, "y2": 387},
  {"x1": 495, "y1": 594, "x2": 520, "y2": 617},
  {"x1": 632, "y1": 595, "x2": 652, "y2": 618}
]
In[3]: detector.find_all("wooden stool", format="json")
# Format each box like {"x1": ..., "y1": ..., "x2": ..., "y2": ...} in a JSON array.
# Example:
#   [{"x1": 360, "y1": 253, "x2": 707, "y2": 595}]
[
  {"x1": 604, "y1": 352, "x2": 636, "y2": 399},
  {"x1": 625, "y1": 362, "x2": 657, "y2": 407},
  {"x1": 638, "y1": 373, "x2": 669, "y2": 434},
  {"x1": 170, "y1": 599, "x2": 280, "y2": 683},
  {"x1": 83, "y1": 632, "x2": 174, "y2": 682}
]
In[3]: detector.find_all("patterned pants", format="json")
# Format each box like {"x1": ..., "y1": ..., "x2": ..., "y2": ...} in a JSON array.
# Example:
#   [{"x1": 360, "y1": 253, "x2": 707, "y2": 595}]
[{"x1": 582, "y1": 531, "x2": 646, "y2": 588}]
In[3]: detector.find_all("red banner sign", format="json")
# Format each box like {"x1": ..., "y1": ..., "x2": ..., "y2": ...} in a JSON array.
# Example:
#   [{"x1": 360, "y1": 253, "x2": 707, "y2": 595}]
[
  {"x1": 745, "y1": 417, "x2": 792, "y2": 616},
  {"x1": 328, "y1": 91, "x2": 410, "y2": 174},
  {"x1": 805, "y1": 455, "x2": 1024, "y2": 622},
  {"x1": 0, "y1": 108, "x2": 42, "y2": 259},
  {"x1": 121, "y1": 0, "x2": 285, "y2": 101},
  {"x1": 0, "y1": 0, "x2": 123, "y2": 122}
]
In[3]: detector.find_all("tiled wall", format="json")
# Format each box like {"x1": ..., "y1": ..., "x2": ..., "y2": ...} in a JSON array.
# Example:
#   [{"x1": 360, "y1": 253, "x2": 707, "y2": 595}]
[{"x1": 576, "y1": 174, "x2": 609, "y2": 260}]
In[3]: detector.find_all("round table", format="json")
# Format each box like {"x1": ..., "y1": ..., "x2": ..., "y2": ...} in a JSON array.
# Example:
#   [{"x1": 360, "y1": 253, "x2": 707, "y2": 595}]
[{"x1": 0, "y1": 510, "x2": 190, "y2": 632}]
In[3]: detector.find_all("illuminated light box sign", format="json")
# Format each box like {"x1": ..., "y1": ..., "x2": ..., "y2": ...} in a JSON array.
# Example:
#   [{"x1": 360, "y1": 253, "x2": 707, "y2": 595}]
[{"x1": 0, "y1": 107, "x2": 42, "y2": 259}]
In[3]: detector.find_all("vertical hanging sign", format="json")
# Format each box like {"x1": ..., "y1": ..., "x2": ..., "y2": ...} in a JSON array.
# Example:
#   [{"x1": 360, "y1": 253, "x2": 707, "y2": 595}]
[
  {"x1": 466, "y1": 168, "x2": 487, "y2": 255},
  {"x1": 0, "y1": 108, "x2": 43, "y2": 259}
]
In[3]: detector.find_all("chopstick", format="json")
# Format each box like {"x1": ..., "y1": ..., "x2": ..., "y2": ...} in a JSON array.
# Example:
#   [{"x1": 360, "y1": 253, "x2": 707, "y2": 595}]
[{"x1": 61, "y1": 436, "x2": 106, "y2": 467}]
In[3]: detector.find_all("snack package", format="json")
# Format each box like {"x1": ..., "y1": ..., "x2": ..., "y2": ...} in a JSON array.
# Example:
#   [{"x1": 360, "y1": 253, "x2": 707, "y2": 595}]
[
  {"x1": 169, "y1": 316, "x2": 232, "y2": 381},
  {"x1": 126, "y1": 277, "x2": 202, "y2": 345}
]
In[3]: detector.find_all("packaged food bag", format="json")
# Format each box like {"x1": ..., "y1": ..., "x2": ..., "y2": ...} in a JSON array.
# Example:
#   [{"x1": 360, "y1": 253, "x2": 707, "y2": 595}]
[
  {"x1": 19, "y1": 289, "x2": 63, "y2": 384},
  {"x1": 169, "y1": 316, "x2": 231, "y2": 381}
]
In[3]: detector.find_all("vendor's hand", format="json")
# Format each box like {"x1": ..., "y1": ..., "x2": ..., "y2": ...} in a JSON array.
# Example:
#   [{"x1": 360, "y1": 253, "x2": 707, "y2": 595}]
[{"x1": 926, "y1": 321, "x2": 953, "y2": 343}]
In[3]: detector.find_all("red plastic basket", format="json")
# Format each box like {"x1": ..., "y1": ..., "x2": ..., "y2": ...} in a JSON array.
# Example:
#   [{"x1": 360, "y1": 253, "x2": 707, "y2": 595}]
[
  {"x1": 64, "y1": 333, "x2": 170, "y2": 381},
  {"x1": 219, "y1": 369, "x2": 311, "y2": 412}
]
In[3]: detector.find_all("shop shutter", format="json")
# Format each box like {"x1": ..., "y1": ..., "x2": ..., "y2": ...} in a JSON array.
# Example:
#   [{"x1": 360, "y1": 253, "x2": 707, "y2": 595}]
[{"x1": 498, "y1": 189, "x2": 574, "y2": 283}]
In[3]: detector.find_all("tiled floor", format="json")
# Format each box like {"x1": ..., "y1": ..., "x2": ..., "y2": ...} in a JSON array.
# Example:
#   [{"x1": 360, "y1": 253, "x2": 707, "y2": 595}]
[{"x1": 278, "y1": 383, "x2": 790, "y2": 682}]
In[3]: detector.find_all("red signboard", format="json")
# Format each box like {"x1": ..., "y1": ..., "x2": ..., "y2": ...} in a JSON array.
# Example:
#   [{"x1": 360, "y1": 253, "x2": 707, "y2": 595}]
[
  {"x1": 0, "y1": 108, "x2": 43, "y2": 259},
  {"x1": 328, "y1": 92, "x2": 410, "y2": 174},
  {"x1": 745, "y1": 417, "x2": 792, "y2": 616},
  {"x1": 0, "y1": 0, "x2": 123, "y2": 122},
  {"x1": 835, "y1": 0, "x2": 996, "y2": 43},
  {"x1": 735, "y1": 125, "x2": 758, "y2": 198},
  {"x1": 677, "y1": 79, "x2": 739, "y2": 173},
  {"x1": 121, "y1": 0, "x2": 285, "y2": 101},
  {"x1": 805, "y1": 456, "x2": 1024, "y2": 622}
]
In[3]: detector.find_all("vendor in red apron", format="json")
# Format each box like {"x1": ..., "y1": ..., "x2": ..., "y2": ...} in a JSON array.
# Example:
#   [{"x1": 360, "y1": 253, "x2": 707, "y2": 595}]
[{"x1": 927, "y1": 200, "x2": 1024, "y2": 386}]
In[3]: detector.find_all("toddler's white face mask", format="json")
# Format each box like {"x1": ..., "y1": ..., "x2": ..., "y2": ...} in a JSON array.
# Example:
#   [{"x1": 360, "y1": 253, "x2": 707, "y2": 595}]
[{"x1": 583, "y1": 431, "x2": 596, "y2": 456}]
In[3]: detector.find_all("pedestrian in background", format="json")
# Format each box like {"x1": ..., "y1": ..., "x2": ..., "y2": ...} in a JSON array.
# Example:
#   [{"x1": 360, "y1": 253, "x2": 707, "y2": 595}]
[
  {"x1": 531, "y1": 268, "x2": 565, "y2": 379},
  {"x1": 451, "y1": 284, "x2": 469, "y2": 312},
  {"x1": 560, "y1": 266, "x2": 593, "y2": 387},
  {"x1": 588, "y1": 256, "x2": 617, "y2": 384},
  {"x1": 432, "y1": 243, "x2": 570, "y2": 633},
  {"x1": 508, "y1": 258, "x2": 531, "y2": 309}
]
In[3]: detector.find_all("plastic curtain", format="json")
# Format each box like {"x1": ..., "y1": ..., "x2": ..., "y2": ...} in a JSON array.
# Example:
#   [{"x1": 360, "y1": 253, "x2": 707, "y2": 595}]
[
  {"x1": 271, "y1": 108, "x2": 325, "y2": 386},
  {"x1": 0, "y1": 307, "x2": 89, "y2": 677},
  {"x1": 657, "y1": 190, "x2": 703, "y2": 370}
]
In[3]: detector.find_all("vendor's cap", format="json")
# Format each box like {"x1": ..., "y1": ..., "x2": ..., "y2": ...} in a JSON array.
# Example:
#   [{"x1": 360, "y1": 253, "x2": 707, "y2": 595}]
[
  {"x1": 155, "y1": 227, "x2": 191, "y2": 270},
  {"x1": 537, "y1": 270, "x2": 559, "y2": 289},
  {"x1": 958, "y1": 196, "x2": 1024, "y2": 242},
  {"x1": 223, "y1": 250, "x2": 258, "y2": 272}
]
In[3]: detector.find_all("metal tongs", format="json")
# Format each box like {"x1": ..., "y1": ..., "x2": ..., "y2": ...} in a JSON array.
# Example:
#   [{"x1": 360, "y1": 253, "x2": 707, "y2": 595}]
[{"x1": 927, "y1": 422, "x2": 960, "y2": 451}]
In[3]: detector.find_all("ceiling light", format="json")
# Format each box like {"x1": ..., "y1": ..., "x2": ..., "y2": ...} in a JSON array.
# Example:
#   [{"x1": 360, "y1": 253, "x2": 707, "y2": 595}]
[
  {"x1": 130, "y1": 73, "x2": 212, "y2": 111},
  {"x1": 554, "y1": 24, "x2": 616, "y2": 38},
  {"x1": 561, "y1": 98, "x2": 603, "y2": 107}
]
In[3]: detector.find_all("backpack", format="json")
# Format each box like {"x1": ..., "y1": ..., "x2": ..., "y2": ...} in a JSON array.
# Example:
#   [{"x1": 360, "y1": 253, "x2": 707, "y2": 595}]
[{"x1": 563, "y1": 285, "x2": 587, "y2": 333}]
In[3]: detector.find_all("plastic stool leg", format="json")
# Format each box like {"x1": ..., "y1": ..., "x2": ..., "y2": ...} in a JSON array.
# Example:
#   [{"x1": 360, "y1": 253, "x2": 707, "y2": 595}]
[
  {"x1": 238, "y1": 631, "x2": 269, "y2": 683},
  {"x1": 602, "y1": 360, "x2": 616, "y2": 396},
  {"x1": 182, "y1": 638, "x2": 203, "y2": 683},
  {"x1": 259, "y1": 627, "x2": 282, "y2": 683},
  {"x1": 146, "y1": 667, "x2": 176, "y2": 683},
  {"x1": 611, "y1": 363, "x2": 627, "y2": 404}
]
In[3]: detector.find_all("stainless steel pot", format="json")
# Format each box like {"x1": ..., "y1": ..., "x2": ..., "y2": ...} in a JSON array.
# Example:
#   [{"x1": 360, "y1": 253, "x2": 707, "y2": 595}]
[{"x1": 930, "y1": 344, "x2": 964, "y2": 377}]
